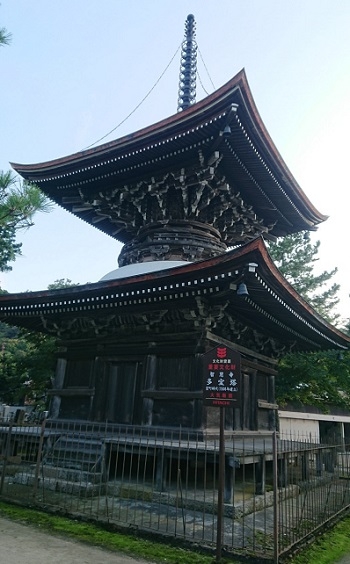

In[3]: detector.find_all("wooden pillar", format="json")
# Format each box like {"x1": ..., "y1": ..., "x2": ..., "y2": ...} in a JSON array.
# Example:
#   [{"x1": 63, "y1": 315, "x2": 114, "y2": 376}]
[
  {"x1": 316, "y1": 451, "x2": 323, "y2": 476},
  {"x1": 242, "y1": 373, "x2": 250, "y2": 430},
  {"x1": 278, "y1": 455, "x2": 288, "y2": 487},
  {"x1": 224, "y1": 456, "x2": 233, "y2": 504},
  {"x1": 268, "y1": 374, "x2": 277, "y2": 431},
  {"x1": 301, "y1": 453, "x2": 310, "y2": 480},
  {"x1": 324, "y1": 449, "x2": 335, "y2": 473},
  {"x1": 340, "y1": 422, "x2": 345, "y2": 450},
  {"x1": 255, "y1": 454, "x2": 266, "y2": 495},
  {"x1": 250, "y1": 368, "x2": 257, "y2": 430},
  {"x1": 224, "y1": 455, "x2": 239, "y2": 503},
  {"x1": 156, "y1": 448, "x2": 168, "y2": 491},
  {"x1": 91, "y1": 357, "x2": 106, "y2": 421},
  {"x1": 142, "y1": 355, "x2": 156, "y2": 426},
  {"x1": 50, "y1": 358, "x2": 66, "y2": 418}
]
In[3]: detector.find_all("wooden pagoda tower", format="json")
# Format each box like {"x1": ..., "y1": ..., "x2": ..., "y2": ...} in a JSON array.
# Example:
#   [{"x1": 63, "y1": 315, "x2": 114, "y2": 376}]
[{"x1": 2, "y1": 16, "x2": 349, "y2": 436}]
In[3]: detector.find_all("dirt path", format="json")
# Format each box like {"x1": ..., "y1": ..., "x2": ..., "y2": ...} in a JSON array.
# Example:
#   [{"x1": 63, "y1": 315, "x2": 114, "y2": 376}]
[{"x1": 0, "y1": 516, "x2": 152, "y2": 564}]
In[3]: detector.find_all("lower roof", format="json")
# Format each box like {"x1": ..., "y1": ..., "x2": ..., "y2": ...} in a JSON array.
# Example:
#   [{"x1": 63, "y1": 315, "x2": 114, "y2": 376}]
[{"x1": 0, "y1": 238, "x2": 348, "y2": 353}]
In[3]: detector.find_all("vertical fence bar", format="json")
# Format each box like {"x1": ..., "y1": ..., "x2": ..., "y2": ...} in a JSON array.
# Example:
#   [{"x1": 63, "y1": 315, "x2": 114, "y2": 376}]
[
  {"x1": 216, "y1": 406, "x2": 225, "y2": 562},
  {"x1": 167, "y1": 430, "x2": 174, "y2": 535},
  {"x1": 241, "y1": 435, "x2": 246, "y2": 549},
  {"x1": 4, "y1": 423, "x2": 350, "y2": 561},
  {"x1": 155, "y1": 429, "x2": 164, "y2": 532},
  {"x1": 191, "y1": 431, "x2": 199, "y2": 540},
  {"x1": 184, "y1": 430, "x2": 190, "y2": 538},
  {"x1": 272, "y1": 430, "x2": 279, "y2": 564},
  {"x1": 211, "y1": 433, "x2": 217, "y2": 544},
  {"x1": 0, "y1": 422, "x2": 13, "y2": 495},
  {"x1": 32, "y1": 419, "x2": 46, "y2": 500},
  {"x1": 202, "y1": 433, "x2": 208, "y2": 541},
  {"x1": 141, "y1": 426, "x2": 151, "y2": 529}
]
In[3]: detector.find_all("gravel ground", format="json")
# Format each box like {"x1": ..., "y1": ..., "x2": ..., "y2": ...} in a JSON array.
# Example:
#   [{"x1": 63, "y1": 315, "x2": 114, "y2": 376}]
[
  {"x1": 336, "y1": 556, "x2": 350, "y2": 564},
  {"x1": 0, "y1": 516, "x2": 153, "y2": 564}
]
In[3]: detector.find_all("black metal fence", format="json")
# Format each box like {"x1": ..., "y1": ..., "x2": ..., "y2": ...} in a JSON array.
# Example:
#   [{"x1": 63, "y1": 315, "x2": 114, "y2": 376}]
[{"x1": 1, "y1": 419, "x2": 350, "y2": 562}]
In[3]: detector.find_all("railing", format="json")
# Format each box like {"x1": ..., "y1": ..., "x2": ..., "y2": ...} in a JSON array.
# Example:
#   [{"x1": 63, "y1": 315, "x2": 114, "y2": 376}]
[{"x1": 1, "y1": 419, "x2": 350, "y2": 562}]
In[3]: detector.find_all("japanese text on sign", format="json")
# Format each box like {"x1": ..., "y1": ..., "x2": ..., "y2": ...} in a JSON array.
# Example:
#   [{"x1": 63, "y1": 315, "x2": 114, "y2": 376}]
[{"x1": 203, "y1": 346, "x2": 241, "y2": 407}]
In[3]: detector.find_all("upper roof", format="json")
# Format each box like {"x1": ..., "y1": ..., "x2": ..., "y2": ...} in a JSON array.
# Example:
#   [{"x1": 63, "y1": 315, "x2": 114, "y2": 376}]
[
  {"x1": 11, "y1": 70, "x2": 327, "y2": 245},
  {"x1": 0, "y1": 237, "x2": 348, "y2": 354}
]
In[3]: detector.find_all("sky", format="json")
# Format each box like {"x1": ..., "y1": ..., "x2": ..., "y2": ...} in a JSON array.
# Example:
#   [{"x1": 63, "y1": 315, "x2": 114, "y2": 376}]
[{"x1": 0, "y1": 0, "x2": 349, "y2": 321}]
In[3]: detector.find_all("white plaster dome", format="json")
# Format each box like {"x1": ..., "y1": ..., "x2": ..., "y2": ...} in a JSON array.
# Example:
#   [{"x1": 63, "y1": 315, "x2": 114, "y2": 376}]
[{"x1": 100, "y1": 261, "x2": 190, "y2": 282}]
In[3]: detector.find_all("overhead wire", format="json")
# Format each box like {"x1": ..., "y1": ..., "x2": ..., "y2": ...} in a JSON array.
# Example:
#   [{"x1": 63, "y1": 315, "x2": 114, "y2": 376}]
[
  {"x1": 198, "y1": 46, "x2": 216, "y2": 91},
  {"x1": 82, "y1": 40, "x2": 215, "y2": 150},
  {"x1": 83, "y1": 43, "x2": 181, "y2": 150},
  {"x1": 197, "y1": 70, "x2": 210, "y2": 96}
]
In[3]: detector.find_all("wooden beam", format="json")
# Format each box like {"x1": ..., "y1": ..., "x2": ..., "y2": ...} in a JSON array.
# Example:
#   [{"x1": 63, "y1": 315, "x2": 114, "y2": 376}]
[
  {"x1": 206, "y1": 331, "x2": 278, "y2": 365},
  {"x1": 257, "y1": 399, "x2": 279, "y2": 410},
  {"x1": 243, "y1": 358, "x2": 278, "y2": 376},
  {"x1": 48, "y1": 388, "x2": 94, "y2": 396},
  {"x1": 141, "y1": 390, "x2": 203, "y2": 400}
]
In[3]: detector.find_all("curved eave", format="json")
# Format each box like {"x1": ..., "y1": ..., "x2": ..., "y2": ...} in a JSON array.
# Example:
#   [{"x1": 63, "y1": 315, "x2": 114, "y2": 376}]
[
  {"x1": 239, "y1": 239, "x2": 350, "y2": 350},
  {"x1": 0, "y1": 238, "x2": 347, "y2": 351},
  {"x1": 228, "y1": 73, "x2": 326, "y2": 227},
  {"x1": 11, "y1": 70, "x2": 252, "y2": 177},
  {"x1": 11, "y1": 69, "x2": 326, "y2": 231}
]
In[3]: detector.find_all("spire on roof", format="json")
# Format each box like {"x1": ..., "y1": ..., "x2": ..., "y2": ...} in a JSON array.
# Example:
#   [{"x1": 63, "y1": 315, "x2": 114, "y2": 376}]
[{"x1": 177, "y1": 14, "x2": 197, "y2": 112}]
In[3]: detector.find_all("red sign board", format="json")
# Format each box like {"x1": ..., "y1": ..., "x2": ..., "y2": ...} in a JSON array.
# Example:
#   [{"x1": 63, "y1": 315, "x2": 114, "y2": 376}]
[{"x1": 203, "y1": 345, "x2": 241, "y2": 407}]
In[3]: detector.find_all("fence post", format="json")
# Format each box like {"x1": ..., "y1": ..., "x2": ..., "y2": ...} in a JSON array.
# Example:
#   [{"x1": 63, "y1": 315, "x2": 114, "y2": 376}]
[
  {"x1": 32, "y1": 419, "x2": 46, "y2": 500},
  {"x1": 216, "y1": 406, "x2": 225, "y2": 562},
  {"x1": 0, "y1": 422, "x2": 13, "y2": 495},
  {"x1": 272, "y1": 430, "x2": 279, "y2": 564}
]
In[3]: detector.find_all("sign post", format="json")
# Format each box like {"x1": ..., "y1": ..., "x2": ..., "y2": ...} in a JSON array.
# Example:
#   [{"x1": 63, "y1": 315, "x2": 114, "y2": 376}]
[{"x1": 202, "y1": 345, "x2": 241, "y2": 562}]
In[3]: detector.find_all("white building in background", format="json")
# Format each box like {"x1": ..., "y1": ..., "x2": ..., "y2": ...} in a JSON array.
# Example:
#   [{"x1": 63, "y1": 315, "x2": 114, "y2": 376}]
[{"x1": 279, "y1": 406, "x2": 350, "y2": 445}]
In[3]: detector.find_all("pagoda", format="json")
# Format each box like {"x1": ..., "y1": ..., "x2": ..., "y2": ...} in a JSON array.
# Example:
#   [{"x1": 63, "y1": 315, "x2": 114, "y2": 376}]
[{"x1": 1, "y1": 15, "x2": 349, "y2": 435}]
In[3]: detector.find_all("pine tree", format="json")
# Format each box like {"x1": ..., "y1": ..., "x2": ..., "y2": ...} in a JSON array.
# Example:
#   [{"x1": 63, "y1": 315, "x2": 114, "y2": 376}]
[
  {"x1": 0, "y1": 171, "x2": 52, "y2": 273},
  {"x1": 268, "y1": 232, "x2": 349, "y2": 410},
  {"x1": 342, "y1": 318, "x2": 350, "y2": 336},
  {"x1": 268, "y1": 231, "x2": 340, "y2": 324},
  {"x1": 0, "y1": 26, "x2": 11, "y2": 47},
  {"x1": 1, "y1": 27, "x2": 52, "y2": 275}
]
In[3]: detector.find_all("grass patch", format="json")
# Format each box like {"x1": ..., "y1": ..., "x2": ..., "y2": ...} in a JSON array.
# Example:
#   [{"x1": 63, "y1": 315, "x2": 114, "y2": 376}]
[
  {"x1": 0, "y1": 501, "x2": 226, "y2": 563},
  {"x1": 288, "y1": 515, "x2": 350, "y2": 564},
  {"x1": 1, "y1": 500, "x2": 350, "y2": 563}
]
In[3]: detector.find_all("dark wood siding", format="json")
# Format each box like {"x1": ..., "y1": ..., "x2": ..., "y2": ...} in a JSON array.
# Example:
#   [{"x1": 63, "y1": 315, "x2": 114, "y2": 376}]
[
  {"x1": 105, "y1": 362, "x2": 142, "y2": 425},
  {"x1": 157, "y1": 356, "x2": 194, "y2": 389},
  {"x1": 59, "y1": 396, "x2": 91, "y2": 420},
  {"x1": 64, "y1": 359, "x2": 93, "y2": 387},
  {"x1": 152, "y1": 356, "x2": 198, "y2": 427},
  {"x1": 59, "y1": 359, "x2": 94, "y2": 420}
]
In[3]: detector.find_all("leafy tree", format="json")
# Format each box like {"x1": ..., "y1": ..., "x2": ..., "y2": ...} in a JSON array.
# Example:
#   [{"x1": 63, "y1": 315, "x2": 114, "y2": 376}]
[
  {"x1": 267, "y1": 232, "x2": 350, "y2": 411},
  {"x1": 0, "y1": 171, "x2": 52, "y2": 273},
  {"x1": 0, "y1": 225, "x2": 21, "y2": 272},
  {"x1": 0, "y1": 171, "x2": 51, "y2": 229},
  {"x1": 0, "y1": 279, "x2": 79, "y2": 406},
  {"x1": 343, "y1": 320, "x2": 350, "y2": 337},
  {"x1": 268, "y1": 231, "x2": 340, "y2": 324},
  {"x1": 0, "y1": 322, "x2": 56, "y2": 406},
  {"x1": 1, "y1": 25, "x2": 52, "y2": 276},
  {"x1": 0, "y1": 23, "x2": 71, "y2": 407},
  {"x1": 276, "y1": 349, "x2": 350, "y2": 412},
  {"x1": 47, "y1": 278, "x2": 78, "y2": 290},
  {"x1": 0, "y1": 25, "x2": 11, "y2": 47}
]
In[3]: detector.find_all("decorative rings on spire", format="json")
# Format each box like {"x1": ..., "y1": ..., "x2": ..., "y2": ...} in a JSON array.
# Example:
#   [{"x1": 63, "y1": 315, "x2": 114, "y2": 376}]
[{"x1": 177, "y1": 14, "x2": 197, "y2": 112}]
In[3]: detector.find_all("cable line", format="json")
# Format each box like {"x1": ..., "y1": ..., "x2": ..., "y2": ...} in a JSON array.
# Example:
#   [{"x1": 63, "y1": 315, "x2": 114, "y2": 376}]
[
  {"x1": 197, "y1": 70, "x2": 210, "y2": 96},
  {"x1": 83, "y1": 44, "x2": 181, "y2": 150},
  {"x1": 198, "y1": 46, "x2": 216, "y2": 91}
]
